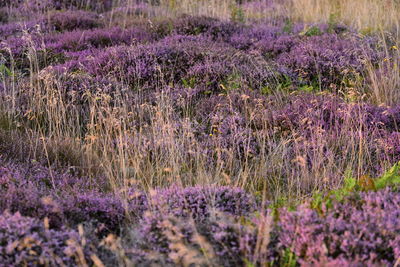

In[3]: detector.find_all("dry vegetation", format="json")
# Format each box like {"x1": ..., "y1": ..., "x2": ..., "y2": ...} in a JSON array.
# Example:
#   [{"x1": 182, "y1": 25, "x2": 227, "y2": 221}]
[{"x1": 0, "y1": 0, "x2": 400, "y2": 266}]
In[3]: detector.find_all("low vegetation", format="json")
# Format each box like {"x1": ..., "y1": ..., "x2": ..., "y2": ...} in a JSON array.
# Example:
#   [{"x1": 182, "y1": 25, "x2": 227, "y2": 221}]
[{"x1": 0, "y1": 0, "x2": 399, "y2": 266}]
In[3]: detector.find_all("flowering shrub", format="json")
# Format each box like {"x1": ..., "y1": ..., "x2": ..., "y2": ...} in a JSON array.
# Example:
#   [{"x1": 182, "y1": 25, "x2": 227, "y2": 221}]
[
  {"x1": 53, "y1": 0, "x2": 114, "y2": 11},
  {"x1": 278, "y1": 187, "x2": 400, "y2": 265},
  {"x1": 151, "y1": 185, "x2": 255, "y2": 219},
  {"x1": 44, "y1": 27, "x2": 153, "y2": 53},
  {"x1": 0, "y1": 161, "x2": 147, "y2": 232},
  {"x1": 47, "y1": 34, "x2": 276, "y2": 93},
  {"x1": 229, "y1": 23, "x2": 377, "y2": 89},
  {"x1": 265, "y1": 93, "x2": 400, "y2": 170},
  {"x1": 190, "y1": 92, "x2": 263, "y2": 161},
  {"x1": 45, "y1": 10, "x2": 101, "y2": 32},
  {"x1": 60, "y1": 190, "x2": 148, "y2": 233},
  {"x1": 276, "y1": 33, "x2": 378, "y2": 88},
  {"x1": 136, "y1": 185, "x2": 256, "y2": 262},
  {"x1": 0, "y1": 11, "x2": 100, "y2": 40},
  {"x1": 138, "y1": 206, "x2": 272, "y2": 266},
  {"x1": 0, "y1": 26, "x2": 153, "y2": 70},
  {"x1": 0, "y1": 211, "x2": 92, "y2": 266},
  {"x1": 0, "y1": 20, "x2": 42, "y2": 39},
  {"x1": 172, "y1": 15, "x2": 239, "y2": 41},
  {"x1": 228, "y1": 24, "x2": 283, "y2": 50}
]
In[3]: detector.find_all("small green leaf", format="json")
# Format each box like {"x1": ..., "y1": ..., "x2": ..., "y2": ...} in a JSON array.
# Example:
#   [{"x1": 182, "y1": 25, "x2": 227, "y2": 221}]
[
  {"x1": 281, "y1": 248, "x2": 297, "y2": 267},
  {"x1": 283, "y1": 19, "x2": 294, "y2": 33},
  {"x1": 0, "y1": 64, "x2": 12, "y2": 77},
  {"x1": 300, "y1": 26, "x2": 322, "y2": 37},
  {"x1": 299, "y1": 85, "x2": 314, "y2": 92},
  {"x1": 374, "y1": 162, "x2": 400, "y2": 189}
]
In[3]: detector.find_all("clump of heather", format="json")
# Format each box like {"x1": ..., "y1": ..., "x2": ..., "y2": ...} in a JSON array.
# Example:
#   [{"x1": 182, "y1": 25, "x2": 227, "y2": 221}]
[
  {"x1": 0, "y1": 26, "x2": 153, "y2": 70},
  {"x1": 44, "y1": 26, "x2": 153, "y2": 52},
  {"x1": 150, "y1": 185, "x2": 256, "y2": 219},
  {"x1": 377, "y1": 132, "x2": 400, "y2": 164},
  {"x1": 137, "y1": 208, "x2": 274, "y2": 266},
  {"x1": 46, "y1": 35, "x2": 219, "y2": 86},
  {"x1": 0, "y1": 211, "x2": 92, "y2": 266},
  {"x1": 46, "y1": 34, "x2": 276, "y2": 93},
  {"x1": 190, "y1": 91, "x2": 400, "y2": 176},
  {"x1": 278, "y1": 187, "x2": 400, "y2": 265},
  {"x1": 53, "y1": 0, "x2": 114, "y2": 11},
  {"x1": 9, "y1": 0, "x2": 58, "y2": 10},
  {"x1": 0, "y1": 160, "x2": 147, "y2": 232},
  {"x1": 269, "y1": 93, "x2": 400, "y2": 135},
  {"x1": 266, "y1": 93, "x2": 400, "y2": 175},
  {"x1": 10, "y1": 0, "x2": 115, "y2": 12},
  {"x1": 190, "y1": 91, "x2": 264, "y2": 162},
  {"x1": 61, "y1": 193, "x2": 127, "y2": 232},
  {"x1": 228, "y1": 23, "x2": 334, "y2": 53},
  {"x1": 229, "y1": 23, "x2": 377, "y2": 90},
  {"x1": 172, "y1": 15, "x2": 239, "y2": 41},
  {"x1": 0, "y1": 162, "x2": 75, "y2": 227},
  {"x1": 136, "y1": 185, "x2": 256, "y2": 261},
  {"x1": 0, "y1": 165, "x2": 52, "y2": 221},
  {"x1": 45, "y1": 10, "x2": 102, "y2": 32},
  {"x1": 0, "y1": 34, "x2": 62, "y2": 70},
  {"x1": 0, "y1": 20, "x2": 42, "y2": 39},
  {"x1": 228, "y1": 23, "x2": 285, "y2": 51},
  {"x1": 276, "y1": 33, "x2": 379, "y2": 89},
  {"x1": 188, "y1": 91, "x2": 400, "y2": 186},
  {"x1": 60, "y1": 190, "x2": 148, "y2": 234},
  {"x1": 0, "y1": 11, "x2": 100, "y2": 40}
]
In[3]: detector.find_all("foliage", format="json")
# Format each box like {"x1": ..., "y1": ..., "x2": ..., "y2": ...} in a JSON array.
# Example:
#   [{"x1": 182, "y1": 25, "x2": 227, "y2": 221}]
[{"x1": 0, "y1": 1, "x2": 399, "y2": 266}]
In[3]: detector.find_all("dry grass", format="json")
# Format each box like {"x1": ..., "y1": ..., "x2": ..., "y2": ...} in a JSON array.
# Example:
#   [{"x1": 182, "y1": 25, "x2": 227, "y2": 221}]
[
  {"x1": 159, "y1": 0, "x2": 234, "y2": 20},
  {"x1": 288, "y1": 0, "x2": 400, "y2": 33},
  {"x1": 153, "y1": 0, "x2": 400, "y2": 32},
  {"x1": 2, "y1": 63, "x2": 381, "y2": 205},
  {"x1": 365, "y1": 37, "x2": 400, "y2": 106}
]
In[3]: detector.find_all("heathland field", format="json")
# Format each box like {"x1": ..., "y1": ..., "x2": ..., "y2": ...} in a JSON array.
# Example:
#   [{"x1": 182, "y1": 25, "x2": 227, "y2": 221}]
[{"x1": 0, "y1": 0, "x2": 400, "y2": 266}]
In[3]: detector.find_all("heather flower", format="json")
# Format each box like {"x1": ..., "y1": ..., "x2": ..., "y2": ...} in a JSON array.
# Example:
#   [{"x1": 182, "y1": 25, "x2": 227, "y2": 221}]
[{"x1": 1, "y1": 25, "x2": 154, "y2": 71}]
